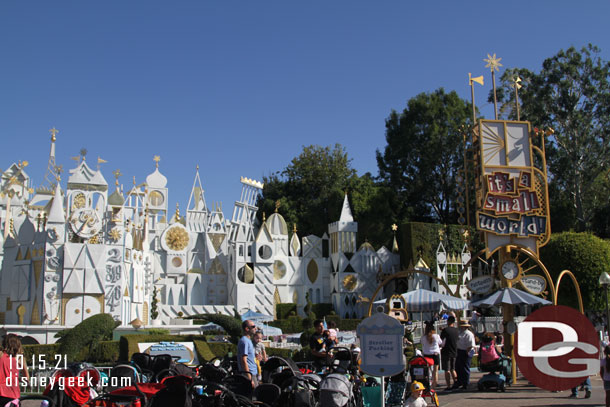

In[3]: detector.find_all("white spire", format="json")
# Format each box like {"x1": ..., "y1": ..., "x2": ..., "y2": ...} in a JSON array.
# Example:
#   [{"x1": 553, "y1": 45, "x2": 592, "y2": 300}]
[
  {"x1": 339, "y1": 193, "x2": 353, "y2": 223},
  {"x1": 47, "y1": 182, "x2": 65, "y2": 223}
]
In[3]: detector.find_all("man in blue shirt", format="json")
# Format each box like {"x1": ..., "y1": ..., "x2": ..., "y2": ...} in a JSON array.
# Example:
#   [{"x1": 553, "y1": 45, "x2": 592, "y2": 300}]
[{"x1": 238, "y1": 319, "x2": 258, "y2": 387}]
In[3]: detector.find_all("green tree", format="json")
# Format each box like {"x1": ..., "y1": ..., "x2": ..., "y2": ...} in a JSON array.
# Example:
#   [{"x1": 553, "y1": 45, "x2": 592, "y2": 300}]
[
  {"x1": 494, "y1": 45, "x2": 610, "y2": 232},
  {"x1": 376, "y1": 88, "x2": 472, "y2": 224},
  {"x1": 259, "y1": 144, "x2": 355, "y2": 238},
  {"x1": 259, "y1": 144, "x2": 397, "y2": 249},
  {"x1": 540, "y1": 232, "x2": 610, "y2": 310}
]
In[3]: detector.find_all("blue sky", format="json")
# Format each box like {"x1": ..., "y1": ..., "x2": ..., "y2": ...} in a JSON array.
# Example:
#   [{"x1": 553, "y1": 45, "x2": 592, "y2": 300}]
[{"x1": 1, "y1": 1, "x2": 609, "y2": 214}]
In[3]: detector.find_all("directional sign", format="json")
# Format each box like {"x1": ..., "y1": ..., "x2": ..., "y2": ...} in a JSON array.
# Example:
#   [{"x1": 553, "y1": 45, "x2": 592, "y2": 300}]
[{"x1": 356, "y1": 312, "x2": 405, "y2": 376}]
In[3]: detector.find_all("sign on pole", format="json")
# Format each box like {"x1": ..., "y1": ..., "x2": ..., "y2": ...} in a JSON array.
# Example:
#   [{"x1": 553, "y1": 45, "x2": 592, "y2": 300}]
[{"x1": 357, "y1": 312, "x2": 405, "y2": 377}]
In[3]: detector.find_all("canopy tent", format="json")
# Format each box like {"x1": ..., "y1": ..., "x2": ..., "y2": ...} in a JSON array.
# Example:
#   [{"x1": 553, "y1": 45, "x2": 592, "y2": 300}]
[
  {"x1": 199, "y1": 322, "x2": 225, "y2": 332},
  {"x1": 259, "y1": 324, "x2": 283, "y2": 336},
  {"x1": 470, "y1": 287, "x2": 552, "y2": 307},
  {"x1": 240, "y1": 309, "x2": 274, "y2": 322},
  {"x1": 374, "y1": 288, "x2": 469, "y2": 312}
]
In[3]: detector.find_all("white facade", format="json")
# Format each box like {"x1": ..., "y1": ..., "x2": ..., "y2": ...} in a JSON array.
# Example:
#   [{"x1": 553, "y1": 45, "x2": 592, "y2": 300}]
[{"x1": 0, "y1": 137, "x2": 401, "y2": 343}]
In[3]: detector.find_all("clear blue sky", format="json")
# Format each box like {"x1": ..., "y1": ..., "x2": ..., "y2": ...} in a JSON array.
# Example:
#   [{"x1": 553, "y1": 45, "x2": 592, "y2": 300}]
[{"x1": 2, "y1": 1, "x2": 609, "y2": 213}]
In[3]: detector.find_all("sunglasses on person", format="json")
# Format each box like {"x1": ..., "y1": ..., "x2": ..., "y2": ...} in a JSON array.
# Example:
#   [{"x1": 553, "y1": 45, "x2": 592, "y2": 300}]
[{"x1": 248, "y1": 325, "x2": 256, "y2": 329}]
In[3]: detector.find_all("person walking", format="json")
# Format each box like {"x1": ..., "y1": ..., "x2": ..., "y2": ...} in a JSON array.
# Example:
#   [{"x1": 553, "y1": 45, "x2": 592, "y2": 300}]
[
  {"x1": 421, "y1": 323, "x2": 442, "y2": 388},
  {"x1": 310, "y1": 319, "x2": 328, "y2": 371},
  {"x1": 453, "y1": 319, "x2": 476, "y2": 390},
  {"x1": 0, "y1": 334, "x2": 29, "y2": 406},
  {"x1": 238, "y1": 320, "x2": 258, "y2": 388},
  {"x1": 440, "y1": 316, "x2": 459, "y2": 390}
]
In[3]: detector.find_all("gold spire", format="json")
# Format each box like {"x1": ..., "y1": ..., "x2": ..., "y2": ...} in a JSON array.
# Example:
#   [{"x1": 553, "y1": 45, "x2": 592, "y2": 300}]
[
  {"x1": 113, "y1": 169, "x2": 122, "y2": 187},
  {"x1": 154, "y1": 155, "x2": 161, "y2": 169},
  {"x1": 262, "y1": 212, "x2": 266, "y2": 222},
  {"x1": 293, "y1": 223, "x2": 297, "y2": 234},
  {"x1": 275, "y1": 200, "x2": 280, "y2": 213},
  {"x1": 50, "y1": 127, "x2": 58, "y2": 142},
  {"x1": 55, "y1": 165, "x2": 63, "y2": 182},
  {"x1": 133, "y1": 176, "x2": 136, "y2": 186},
  {"x1": 175, "y1": 202, "x2": 181, "y2": 221}
]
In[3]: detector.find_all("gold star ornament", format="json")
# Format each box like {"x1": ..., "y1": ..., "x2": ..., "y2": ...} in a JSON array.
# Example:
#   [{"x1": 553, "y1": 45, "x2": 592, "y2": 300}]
[{"x1": 484, "y1": 53, "x2": 503, "y2": 72}]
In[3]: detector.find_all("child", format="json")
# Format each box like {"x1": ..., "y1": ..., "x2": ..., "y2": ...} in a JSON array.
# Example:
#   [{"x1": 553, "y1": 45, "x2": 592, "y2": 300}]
[
  {"x1": 404, "y1": 381, "x2": 426, "y2": 407},
  {"x1": 601, "y1": 344, "x2": 610, "y2": 407},
  {"x1": 252, "y1": 332, "x2": 267, "y2": 381}
]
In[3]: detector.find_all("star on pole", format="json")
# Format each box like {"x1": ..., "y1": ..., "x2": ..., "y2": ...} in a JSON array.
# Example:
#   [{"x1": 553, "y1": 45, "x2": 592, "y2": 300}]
[{"x1": 484, "y1": 53, "x2": 503, "y2": 72}]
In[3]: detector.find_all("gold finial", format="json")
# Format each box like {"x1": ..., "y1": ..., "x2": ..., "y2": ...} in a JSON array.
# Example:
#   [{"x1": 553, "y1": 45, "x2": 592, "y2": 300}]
[
  {"x1": 54, "y1": 164, "x2": 63, "y2": 182},
  {"x1": 196, "y1": 164, "x2": 199, "y2": 171},
  {"x1": 50, "y1": 127, "x2": 58, "y2": 142},
  {"x1": 113, "y1": 169, "x2": 122, "y2": 187},
  {"x1": 391, "y1": 224, "x2": 398, "y2": 232},
  {"x1": 438, "y1": 228, "x2": 445, "y2": 241},
  {"x1": 175, "y1": 202, "x2": 180, "y2": 220},
  {"x1": 80, "y1": 148, "x2": 88, "y2": 161},
  {"x1": 18, "y1": 160, "x2": 29, "y2": 169},
  {"x1": 275, "y1": 200, "x2": 280, "y2": 213},
  {"x1": 154, "y1": 155, "x2": 161, "y2": 168},
  {"x1": 133, "y1": 176, "x2": 136, "y2": 186},
  {"x1": 293, "y1": 223, "x2": 297, "y2": 233},
  {"x1": 263, "y1": 212, "x2": 266, "y2": 222}
]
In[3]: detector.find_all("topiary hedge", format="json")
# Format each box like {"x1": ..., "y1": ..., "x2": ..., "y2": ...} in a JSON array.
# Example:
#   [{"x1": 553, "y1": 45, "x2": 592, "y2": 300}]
[
  {"x1": 193, "y1": 340, "x2": 235, "y2": 362},
  {"x1": 540, "y1": 232, "x2": 610, "y2": 310},
  {"x1": 268, "y1": 316, "x2": 303, "y2": 333},
  {"x1": 276, "y1": 304, "x2": 298, "y2": 320},
  {"x1": 56, "y1": 314, "x2": 120, "y2": 362}
]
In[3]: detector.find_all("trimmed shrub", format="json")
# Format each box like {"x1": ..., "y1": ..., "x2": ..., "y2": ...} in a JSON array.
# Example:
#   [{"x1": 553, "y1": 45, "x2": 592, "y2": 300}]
[
  {"x1": 23, "y1": 344, "x2": 60, "y2": 364},
  {"x1": 540, "y1": 232, "x2": 610, "y2": 310},
  {"x1": 81, "y1": 340, "x2": 120, "y2": 364},
  {"x1": 57, "y1": 314, "x2": 120, "y2": 362},
  {"x1": 185, "y1": 314, "x2": 242, "y2": 344},
  {"x1": 268, "y1": 316, "x2": 303, "y2": 333},
  {"x1": 193, "y1": 340, "x2": 235, "y2": 362},
  {"x1": 311, "y1": 304, "x2": 333, "y2": 317},
  {"x1": 276, "y1": 303, "x2": 297, "y2": 320}
]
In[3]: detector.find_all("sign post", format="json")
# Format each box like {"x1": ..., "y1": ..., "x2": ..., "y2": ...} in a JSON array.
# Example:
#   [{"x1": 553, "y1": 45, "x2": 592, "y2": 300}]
[{"x1": 357, "y1": 312, "x2": 406, "y2": 407}]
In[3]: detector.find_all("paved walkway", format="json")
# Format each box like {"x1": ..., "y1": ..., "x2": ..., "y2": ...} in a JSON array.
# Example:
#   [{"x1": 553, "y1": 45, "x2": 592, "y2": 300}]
[{"x1": 437, "y1": 371, "x2": 605, "y2": 407}]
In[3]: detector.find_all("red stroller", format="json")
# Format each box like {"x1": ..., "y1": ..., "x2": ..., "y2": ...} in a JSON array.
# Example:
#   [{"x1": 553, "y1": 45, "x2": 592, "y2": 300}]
[
  {"x1": 43, "y1": 364, "x2": 102, "y2": 407},
  {"x1": 407, "y1": 355, "x2": 439, "y2": 406}
]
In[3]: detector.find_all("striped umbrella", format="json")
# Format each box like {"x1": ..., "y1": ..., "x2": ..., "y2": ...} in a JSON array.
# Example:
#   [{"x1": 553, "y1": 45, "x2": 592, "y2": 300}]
[
  {"x1": 374, "y1": 288, "x2": 469, "y2": 312},
  {"x1": 470, "y1": 287, "x2": 552, "y2": 307}
]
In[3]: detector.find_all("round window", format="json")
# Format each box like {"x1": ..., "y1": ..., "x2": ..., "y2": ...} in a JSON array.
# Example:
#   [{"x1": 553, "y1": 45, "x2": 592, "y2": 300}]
[{"x1": 258, "y1": 245, "x2": 272, "y2": 260}]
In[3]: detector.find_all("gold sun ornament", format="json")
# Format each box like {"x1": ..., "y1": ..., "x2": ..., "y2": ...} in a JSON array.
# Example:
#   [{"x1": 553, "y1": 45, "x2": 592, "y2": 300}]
[
  {"x1": 391, "y1": 224, "x2": 398, "y2": 232},
  {"x1": 165, "y1": 226, "x2": 189, "y2": 251},
  {"x1": 484, "y1": 53, "x2": 503, "y2": 72},
  {"x1": 109, "y1": 228, "x2": 122, "y2": 242}
]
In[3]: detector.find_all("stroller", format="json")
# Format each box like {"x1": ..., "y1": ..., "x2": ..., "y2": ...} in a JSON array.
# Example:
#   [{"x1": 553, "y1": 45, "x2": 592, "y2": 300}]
[
  {"x1": 44, "y1": 363, "x2": 102, "y2": 407},
  {"x1": 319, "y1": 374, "x2": 355, "y2": 407},
  {"x1": 407, "y1": 355, "x2": 439, "y2": 407},
  {"x1": 262, "y1": 356, "x2": 319, "y2": 407}
]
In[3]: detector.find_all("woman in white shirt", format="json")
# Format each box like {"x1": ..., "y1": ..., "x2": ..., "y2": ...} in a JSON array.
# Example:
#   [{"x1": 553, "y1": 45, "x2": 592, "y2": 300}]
[{"x1": 420, "y1": 323, "x2": 443, "y2": 388}]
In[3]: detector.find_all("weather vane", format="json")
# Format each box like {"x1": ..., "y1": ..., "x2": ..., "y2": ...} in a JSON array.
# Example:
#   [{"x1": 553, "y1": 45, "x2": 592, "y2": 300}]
[
  {"x1": 484, "y1": 53, "x2": 503, "y2": 120},
  {"x1": 468, "y1": 73, "x2": 484, "y2": 124},
  {"x1": 50, "y1": 127, "x2": 58, "y2": 142},
  {"x1": 513, "y1": 76, "x2": 522, "y2": 120}
]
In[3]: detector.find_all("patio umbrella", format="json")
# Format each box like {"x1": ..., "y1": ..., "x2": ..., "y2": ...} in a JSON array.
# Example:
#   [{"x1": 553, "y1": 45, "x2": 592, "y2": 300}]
[
  {"x1": 470, "y1": 287, "x2": 552, "y2": 307},
  {"x1": 374, "y1": 288, "x2": 469, "y2": 312}
]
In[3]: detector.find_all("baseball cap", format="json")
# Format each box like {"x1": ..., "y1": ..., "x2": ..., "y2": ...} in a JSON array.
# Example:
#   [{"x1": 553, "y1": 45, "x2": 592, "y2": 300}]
[{"x1": 411, "y1": 381, "x2": 425, "y2": 392}]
